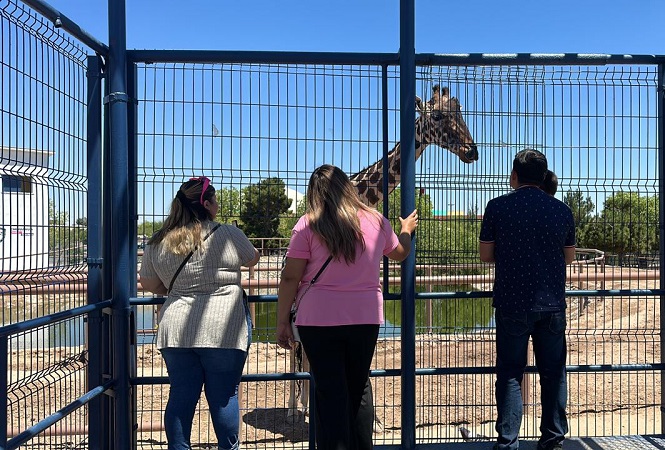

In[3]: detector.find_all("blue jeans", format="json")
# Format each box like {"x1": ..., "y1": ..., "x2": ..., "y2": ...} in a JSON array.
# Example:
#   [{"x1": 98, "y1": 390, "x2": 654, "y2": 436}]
[
  {"x1": 495, "y1": 310, "x2": 568, "y2": 450},
  {"x1": 161, "y1": 348, "x2": 248, "y2": 450}
]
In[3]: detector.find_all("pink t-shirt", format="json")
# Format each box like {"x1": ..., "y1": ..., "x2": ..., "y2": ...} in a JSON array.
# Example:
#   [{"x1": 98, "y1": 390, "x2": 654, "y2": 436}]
[{"x1": 286, "y1": 211, "x2": 400, "y2": 326}]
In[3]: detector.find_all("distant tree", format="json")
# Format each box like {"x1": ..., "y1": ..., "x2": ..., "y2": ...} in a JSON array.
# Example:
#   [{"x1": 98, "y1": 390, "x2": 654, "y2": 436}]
[
  {"x1": 378, "y1": 187, "x2": 479, "y2": 267},
  {"x1": 49, "y1": 202, "x2": 86, "y2": 264},
  {"x1": 278, "y1": 196, "x2": 306, "y2": 238},
  {"x1": 378, "y1": 187, "x2": 434, "y2": 220},
  {"x1": 137, "y1": 220, "x2": 164, "y2": 237},
  {"x1": 216, "y1": 186, "x2": 242, "y2": 225},
  {"x1": 563, "y1": 189, "x2": 595, "y2": 228},
  {"x1": 579, "y1": 192, "x2": 658, "y2": 261},
  {"x1": 48, "y1": 200, "x2": 71, "y2": 250},
  {"x1": 74, "y1": 217, "x2": 88, "y2": 245},
  {"x1": 240, "y1": 177, "x2": 292, "y2": 248}
]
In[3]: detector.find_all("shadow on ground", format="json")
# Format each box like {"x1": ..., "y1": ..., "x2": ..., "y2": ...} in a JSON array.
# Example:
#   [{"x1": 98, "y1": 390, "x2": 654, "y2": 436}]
[{"x1": 243, "y1": 408, "x2": 310, "y2": 444}]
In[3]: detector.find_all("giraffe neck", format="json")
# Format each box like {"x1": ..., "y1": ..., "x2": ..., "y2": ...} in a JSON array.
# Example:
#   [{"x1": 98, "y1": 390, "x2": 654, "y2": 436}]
[{"x1": 350, "y1": 137, "x2": 429, "y2": 208}]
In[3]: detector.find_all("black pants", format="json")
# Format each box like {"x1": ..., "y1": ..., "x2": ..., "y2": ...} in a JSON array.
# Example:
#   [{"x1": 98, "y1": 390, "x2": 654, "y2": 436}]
[
  {"x1": 357, "y1": 378, "x2": 375, "y2": 450},
  {"x1": 298, "y1": 324, "x2": 379, "y2": 450}
]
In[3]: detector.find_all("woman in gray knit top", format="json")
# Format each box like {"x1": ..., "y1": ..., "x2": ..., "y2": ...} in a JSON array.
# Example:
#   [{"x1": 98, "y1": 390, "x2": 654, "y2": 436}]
[{"x1": 140, "y1": 177, "x2": 260, "y2": 450}]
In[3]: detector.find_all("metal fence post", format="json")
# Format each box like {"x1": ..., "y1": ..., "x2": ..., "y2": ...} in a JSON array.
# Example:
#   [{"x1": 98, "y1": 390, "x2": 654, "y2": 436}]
[
  {"x1": 86, "y1": 53, "x2": 108, "y2": 450},
  {"x1": 107, "y1": 0, "x2": 133, "y2": 448},
  {"x1": 399, "y1": 1, "x2": 417, "y2": 449},
  {"x1": 658, "y1": 62, "x2": 665, "y2": 434},
  {"x1": 1, "y1": 335, "x2": 7, "y2": 450},
  {"x1": 127, "y1": 60, "x2": 139, "y2": 450},
  {"x1": 382, "y1": 64, "x2": 391, "y2": 292}
]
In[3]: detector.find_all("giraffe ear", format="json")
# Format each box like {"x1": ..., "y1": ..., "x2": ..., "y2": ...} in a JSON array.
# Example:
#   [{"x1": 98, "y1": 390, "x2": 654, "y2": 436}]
[
  {"x1": 440, "y1": 86, "x2": 450, "y2": 97},
  {"x1": 415, "y1": 96, "x2": 424, "y2": 113}
]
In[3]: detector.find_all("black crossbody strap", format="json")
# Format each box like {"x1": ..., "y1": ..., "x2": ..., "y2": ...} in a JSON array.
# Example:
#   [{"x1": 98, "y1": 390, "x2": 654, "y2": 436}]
[
  {"x1": 167, "y1": 223, "x2": 221, "y2": 293},
  {"x1": 293, "y1": 255, "x2": 333, "y2": 311},
  {"x1": 310, "y1": 256, "x2": 333, "y2": 284}
]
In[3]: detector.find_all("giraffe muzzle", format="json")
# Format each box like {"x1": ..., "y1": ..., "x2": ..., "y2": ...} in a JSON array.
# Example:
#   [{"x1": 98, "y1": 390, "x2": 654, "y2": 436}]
[{"x1": 464, "y1": 145, "x2": 479, "y2": 162}]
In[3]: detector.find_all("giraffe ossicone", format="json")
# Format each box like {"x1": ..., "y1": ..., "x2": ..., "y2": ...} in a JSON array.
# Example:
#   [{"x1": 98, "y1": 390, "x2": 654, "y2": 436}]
[{"x1": 350, "y1": 85, "x2": 478, "y2": 207}]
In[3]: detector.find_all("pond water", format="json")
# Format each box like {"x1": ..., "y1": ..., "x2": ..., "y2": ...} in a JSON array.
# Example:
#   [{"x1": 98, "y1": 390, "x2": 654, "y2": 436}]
[
  {"x1": 9, "y1": 306, "x2": 157, "y2": 350},
  {"x1": 251, "y1": 285, "x2": 494, "y2": 343},
  {"x1": 11, "y1": 286, "x2": 494, "y2": 349}
]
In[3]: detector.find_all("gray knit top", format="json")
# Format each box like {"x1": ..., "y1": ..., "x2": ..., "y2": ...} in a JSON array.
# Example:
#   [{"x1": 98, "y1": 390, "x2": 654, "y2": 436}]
[{"x1": 140, "y1": 221, "x2": 257, "y2": 351}]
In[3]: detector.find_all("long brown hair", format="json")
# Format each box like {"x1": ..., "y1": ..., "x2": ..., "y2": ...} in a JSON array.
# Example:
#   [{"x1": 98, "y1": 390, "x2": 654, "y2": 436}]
[
  {"x1": 148, "y1": 178, "x2": 216, "y2": 255},
  {"x1": 306, "y1": 164, "x2": 381, "y2": 264}
]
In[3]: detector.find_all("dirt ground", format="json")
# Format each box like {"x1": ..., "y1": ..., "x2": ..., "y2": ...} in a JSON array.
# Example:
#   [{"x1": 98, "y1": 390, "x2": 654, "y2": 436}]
[{"x1": 6, "y1": 266, "x2": 663, "y2": 448}]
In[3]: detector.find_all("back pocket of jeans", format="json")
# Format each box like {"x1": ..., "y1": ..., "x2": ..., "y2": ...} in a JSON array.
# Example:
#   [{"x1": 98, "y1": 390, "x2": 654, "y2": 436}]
[
  {"x1": 548, "y1": 311, "x2": 567, "y2": 334},
  {"x1": 498, "y1": 310, "x2": 529, "y2": 336}
]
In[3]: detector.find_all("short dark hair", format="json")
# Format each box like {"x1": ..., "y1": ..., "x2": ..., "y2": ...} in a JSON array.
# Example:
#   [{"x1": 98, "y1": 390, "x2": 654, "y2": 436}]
[
  {"x1": 513, "y1": 149, "x2": 547, "y2": 185},
  {"x1": 541, "y1": 170, "x2": 558, "y2": 196}
]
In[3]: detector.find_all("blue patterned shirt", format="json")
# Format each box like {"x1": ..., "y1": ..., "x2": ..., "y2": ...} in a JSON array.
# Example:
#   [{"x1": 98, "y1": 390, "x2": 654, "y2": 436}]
[{"x1": 479, "y1": 186, "x2": 576, "y2": 312}]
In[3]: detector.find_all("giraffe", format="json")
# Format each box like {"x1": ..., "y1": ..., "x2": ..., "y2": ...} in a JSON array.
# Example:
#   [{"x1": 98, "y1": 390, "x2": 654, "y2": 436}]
[
  {"x1": 350, "y1": 85, "x2": 478, "y2": 207},
  {"x1": 287, "y1": 86, "x2": 478, "y2": 426}
]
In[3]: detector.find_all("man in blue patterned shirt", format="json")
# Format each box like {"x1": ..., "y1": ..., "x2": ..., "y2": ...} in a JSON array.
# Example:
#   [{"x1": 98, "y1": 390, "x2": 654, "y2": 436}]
[{"x1": 479, "y1": 149, "x2": 576, "y2": 450}]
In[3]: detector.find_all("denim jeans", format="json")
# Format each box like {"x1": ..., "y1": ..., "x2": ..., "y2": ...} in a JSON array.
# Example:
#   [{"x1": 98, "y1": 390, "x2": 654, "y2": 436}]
[
  {"x1": 161, "y1": 347, "x2": 248, "y2": 450},
  {"x1": 495, "y1": 309, "x2": 568, "y2": 450}
]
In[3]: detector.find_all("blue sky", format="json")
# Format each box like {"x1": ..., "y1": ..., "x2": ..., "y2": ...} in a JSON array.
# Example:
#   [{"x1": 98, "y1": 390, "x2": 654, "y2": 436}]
[
  {"x1": 47, "y1": 0, "x2": 665, "y2": 54},
  {"x1": 36, "y1": 0, "x2": 665, "y2": 218}
]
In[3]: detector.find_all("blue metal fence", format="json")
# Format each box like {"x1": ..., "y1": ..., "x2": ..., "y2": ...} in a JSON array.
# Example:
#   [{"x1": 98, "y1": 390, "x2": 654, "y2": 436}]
[{"x1": 1, "y1": 0, "x2": 665, "y2": 449}]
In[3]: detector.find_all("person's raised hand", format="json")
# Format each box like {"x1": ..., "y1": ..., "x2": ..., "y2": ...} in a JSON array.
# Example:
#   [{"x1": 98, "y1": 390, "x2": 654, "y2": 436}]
[{"x1": 399, "y1": 209, "x2": 419, "y2": 235}]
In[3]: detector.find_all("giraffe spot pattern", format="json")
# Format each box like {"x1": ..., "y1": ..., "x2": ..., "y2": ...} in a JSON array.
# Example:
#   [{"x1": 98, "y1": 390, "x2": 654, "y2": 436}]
[
  {"x1": 366, "y1": 189, "x2": 380, "y2": 205},
  {"x1": 356, "y1": 180, "x2": 368, "y2": 195}
]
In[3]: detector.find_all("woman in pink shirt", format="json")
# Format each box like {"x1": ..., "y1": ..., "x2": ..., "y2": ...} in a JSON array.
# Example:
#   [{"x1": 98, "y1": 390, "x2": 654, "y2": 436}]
[{"x1": 277, "y1": 164, "x2": 418, "y2": 450}]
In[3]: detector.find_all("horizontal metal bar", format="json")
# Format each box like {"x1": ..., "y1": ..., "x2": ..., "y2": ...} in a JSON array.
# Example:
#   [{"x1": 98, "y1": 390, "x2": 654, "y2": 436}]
[
  {"x1": 128, "y1": 50, "x2": 399, "y2": 65},
  {"x1": 6, "y1": 380, "x2": 114, "y2": 450},
  {"x1": 19, "y1": 0, "x2": 109, "y2": 56},
  {"x1": 127, "y1": 50, "x2": 665, "y2": 66},
  {"x1": 134, "y1": 372, "x2": 313, "y2": 385},
  {"x1": 565, "y1": 289, "x2": 665, "y2": 297},
  {"x1": 416, "y1": 52, "x2": 665, "y2": 66},
  {"x1": 416, "y1": 364, "x2": 665, "y2": 376},
  {"x1": 133, "y1": 364, "x2": 663, "y2": 387},
  {"x1": 0, "y1": 300, "x2": 112, "y2": 338},
  {"x1": 131, "y1": 295, "x2": 278, "y2": 306},
  {"x1": 130, "y1": 288, "x2": 665, "y2": 309},
  {"x1": 418, "y1": 289, "x2": 665, "y2": 300}
]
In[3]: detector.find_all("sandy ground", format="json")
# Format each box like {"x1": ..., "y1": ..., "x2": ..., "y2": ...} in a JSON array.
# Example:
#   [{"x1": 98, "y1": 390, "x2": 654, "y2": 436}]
[{"x1": 5, "y1": 266, "x2": 663, "y2": 449}]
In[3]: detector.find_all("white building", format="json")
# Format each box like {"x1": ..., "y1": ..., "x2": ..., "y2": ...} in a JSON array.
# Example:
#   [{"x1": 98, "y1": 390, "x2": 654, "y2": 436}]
[
  {"x1": 285, "y1": 187, "x2": 304, "y2": 213},
  {"x1": 0, "y1": 147, "x2": 52, "y2": 272}
]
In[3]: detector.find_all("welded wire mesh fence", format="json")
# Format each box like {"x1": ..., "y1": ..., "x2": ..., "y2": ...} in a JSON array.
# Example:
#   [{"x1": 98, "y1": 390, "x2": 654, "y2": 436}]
[
  {"x1": 2, "y1": 0, "x2": 91, "y2": 447},
  {"x1": 133, "y1": 61, "x2": 661, "y2": 448},
  {"x1": 2, "y1": 1, "x2": 663, "y2": 448}
]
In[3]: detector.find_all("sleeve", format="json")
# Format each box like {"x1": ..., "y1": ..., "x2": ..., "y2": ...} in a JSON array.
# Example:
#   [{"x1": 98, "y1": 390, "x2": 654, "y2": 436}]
[
  {"x1": 381, "y1": 215, "x2": 400, "y2": 255},
  {"x1": 479, "y1": 201, "x2": 496, "y2": 243},
  {"x1": 228, "y1": 226, "x2": 258, "y2": 265},
  {"x1": 139, "y1": 244, "x2": 158, "y2": 278},
  {"x1": 286, "y1": 215, "x2": 311, "y2": 259}
]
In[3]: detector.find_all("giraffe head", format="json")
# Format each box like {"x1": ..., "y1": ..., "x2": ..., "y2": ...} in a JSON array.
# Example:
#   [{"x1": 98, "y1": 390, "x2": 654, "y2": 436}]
[{"x1": 415, "y1": 85, "x2": 478, "y2": 163}]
